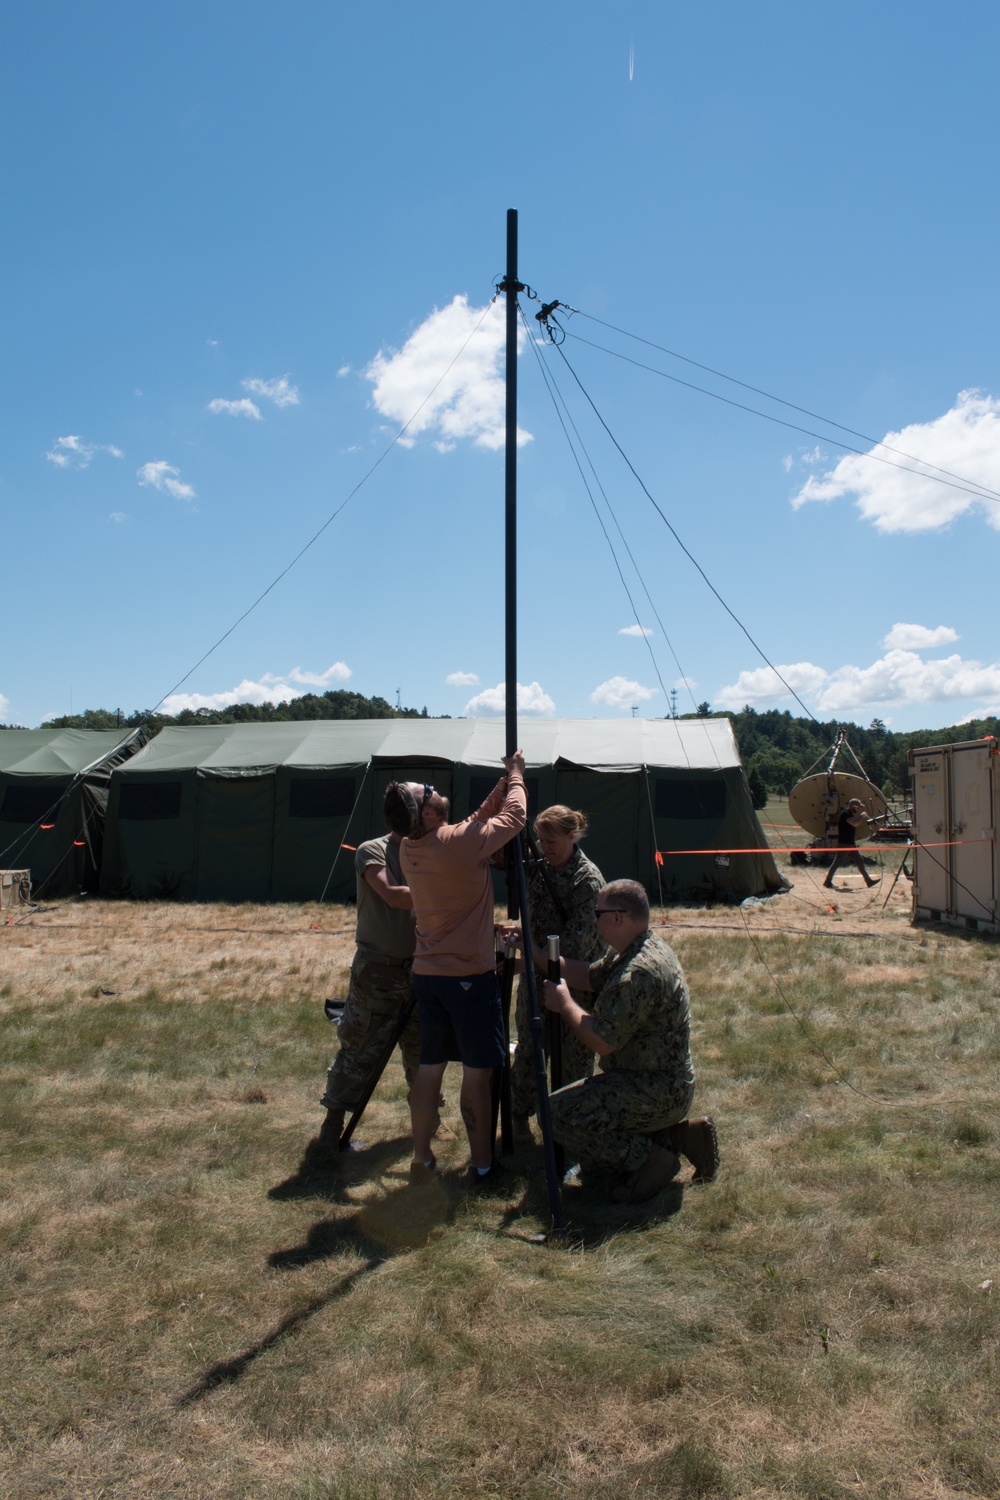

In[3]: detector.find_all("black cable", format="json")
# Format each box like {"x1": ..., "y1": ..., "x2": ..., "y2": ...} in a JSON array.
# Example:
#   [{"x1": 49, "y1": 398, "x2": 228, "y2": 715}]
[
  {"x1": 564, "y1": 329, "x2": 1000, "y2": 511},
  {"x1": 551, "y1": 339, "x2": 823, "y2": 726},
  {"x1": 573, "y1": 311, "x2": 1000, "y2": 507},
  {"x1": 520, "y1": 310, "x2": 679, "y2": 719},
  {"x1": 2, "y1": 302, "x2": 501, "y2": 879}
]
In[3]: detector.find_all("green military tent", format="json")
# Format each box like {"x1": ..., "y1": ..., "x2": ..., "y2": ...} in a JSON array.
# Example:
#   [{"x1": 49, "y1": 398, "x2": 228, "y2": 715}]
[
  {"x1": 100, "y1": 718, "x2": 780, "y2": 903},
  {"x1": 0, "y1": 727, "x2": 146, "y2": 898}
]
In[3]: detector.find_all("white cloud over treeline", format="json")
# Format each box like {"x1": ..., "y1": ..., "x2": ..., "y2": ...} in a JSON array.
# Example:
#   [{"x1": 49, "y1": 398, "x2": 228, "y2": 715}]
[
  {"x1": 791, "y1": 390, "x2": 1000, "y2": 532},
  {"x1": 717, "y1": 623, "x2": 1000, "y2": 717},
  {"x1": 366, "y1": 295, "x2": 531, "y2": 452},
  {"x1": 162, "y1": 663, "x2": 351, "y2": 714},
  {"x1": 590, "y1": 677, "x2": 657, "y2": 710},
  {"x1": 463, "y1": 681, "x2": 554, "y2": 715}
]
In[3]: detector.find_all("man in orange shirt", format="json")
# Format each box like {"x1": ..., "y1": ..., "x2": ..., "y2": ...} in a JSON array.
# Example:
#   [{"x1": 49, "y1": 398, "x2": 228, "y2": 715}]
[{"x1": 385, "y1": 750, "x2": 527, "y2": 1186}]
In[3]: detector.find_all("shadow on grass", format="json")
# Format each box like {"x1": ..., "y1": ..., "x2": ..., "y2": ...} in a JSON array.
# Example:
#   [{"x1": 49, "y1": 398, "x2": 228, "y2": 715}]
[
  {"x1": 177, "y1": 1169, "x2": 458, "y2": 1408},
  {"x1": 176, "y1": 1218, "x2": 386, "y2": 1407},
  {"x1": 267, "y1": 1130, "x2": 414, "y2": 1202},
  {"x1": 491, "y1": 1148, "x2": 687, "y2": 1249}
]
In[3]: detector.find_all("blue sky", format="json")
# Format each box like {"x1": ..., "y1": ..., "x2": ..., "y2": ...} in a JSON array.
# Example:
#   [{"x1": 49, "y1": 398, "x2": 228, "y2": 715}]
[{"x1": 3, "y1": 1, "x2": 999, "y2": 734}]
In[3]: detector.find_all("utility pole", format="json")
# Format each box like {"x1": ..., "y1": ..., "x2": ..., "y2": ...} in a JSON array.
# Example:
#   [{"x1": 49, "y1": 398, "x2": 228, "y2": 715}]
[{"x1": 500, "y1": 208, "x2": 563, "y2": 1235}]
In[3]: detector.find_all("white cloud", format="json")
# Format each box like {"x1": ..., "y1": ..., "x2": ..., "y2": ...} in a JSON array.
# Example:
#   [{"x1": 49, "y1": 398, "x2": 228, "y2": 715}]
[
  {"x1": 162, "y1": 663, "x2": 351, "y2": 714},
  {"x1": 816, "y1": 650, "x2": 1000, "y2": 715},
  {"x1": 207, "y1": 397, "x2": 261, "y2": 419},
  {"x1": 716, "y1": 662, "x2": 829, "y2": 709},
  {"x1": 446, "y1": 671, "x2": 479, "y2": 687},
  {"x1": 137, "y1": 460, "x2": 196, "y2": 501},
  {"x1": 0, "y1": 692, "x2": 9, "y2": 721},
  {"x1": 108, "y1": 512, "x2": 127, "y2": 523},
  {"x1": 716, "y1": 646, "x2": 1000, "y2": 717},
  {"x1": 619, "y1": 624, "x2": 654, "y2": 637},
  {"x1": 463, "y1": 681, "x2": 555, "y2": 715},
  {"x1": 243, "y1": 375, "x2": 299, "y2": 407},
  {"x1": 883, "y1": 622, "x2": 959, "y2": 651},
  {"x1": 589, "y1": 676, "x2": 658, "y2": 710},
  {"x1": 337, "y1": 365, "x2": 351, "y2": 378},
  {"x1": 791, "y1": 390, "x2": 1000, "y2": 533},
  {"x1": 46, "y1": 434, "x2": 123, "y2": 469},
  {"x1": 366, "y1": 294, "x2": 532, "y2": 451},
  {"x1": 285, "y1": 663, "x2": 351, "y2": 688}
]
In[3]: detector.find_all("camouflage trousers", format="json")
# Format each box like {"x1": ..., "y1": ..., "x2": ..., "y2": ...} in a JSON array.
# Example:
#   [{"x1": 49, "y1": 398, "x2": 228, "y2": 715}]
[
  {"x1": 510, "y1": 974, "x2": 594, "y2": 1117},
  {"x1": 548, "y1": 1070, "x2": 696, "y2": 1175},
  {"x1": 320, "y1": 952, "x2": 421, "y2": 1111}
]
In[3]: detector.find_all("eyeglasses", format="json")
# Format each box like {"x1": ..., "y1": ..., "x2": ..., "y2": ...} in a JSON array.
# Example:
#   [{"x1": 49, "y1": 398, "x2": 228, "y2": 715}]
[
  {"x1": 595, "y1": 906, "x2": 624, "y2": 918},
  {"x1": 420, "y1": 784, "x2": 434, "y2": 809}
]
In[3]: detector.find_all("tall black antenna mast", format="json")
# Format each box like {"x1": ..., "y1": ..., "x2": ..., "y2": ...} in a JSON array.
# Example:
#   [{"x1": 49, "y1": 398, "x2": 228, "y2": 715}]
[{"x1": 499, "y1": 208, "x2": 564, "y2": 1235}]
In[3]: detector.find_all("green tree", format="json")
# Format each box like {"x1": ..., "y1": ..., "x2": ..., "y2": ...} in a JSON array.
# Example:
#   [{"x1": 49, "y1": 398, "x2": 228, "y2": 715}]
[{"x1": 746, "y1": 763, "x2": 768, "y2": 810}]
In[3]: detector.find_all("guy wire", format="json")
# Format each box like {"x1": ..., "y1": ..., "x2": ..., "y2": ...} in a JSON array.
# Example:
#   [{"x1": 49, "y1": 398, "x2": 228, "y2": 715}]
[
  {"x1": 520, "y1": 309, "x2": 677, "y2": 717},
  {"x1": 318, "y1": 760, "x2": 372, "y2": 903},
  {"x1": 574, "y1": 310, "x2": 1000, "y2": 505},
  {"x1": 550, "y1": 339, "x2": 823, "y2": 726},
  {"x1": 565, "y1": 320, "x2": 1000, "y2": 509},
  {"x1": 2, "y1": 303, "x2": 502, "y2": 883}
]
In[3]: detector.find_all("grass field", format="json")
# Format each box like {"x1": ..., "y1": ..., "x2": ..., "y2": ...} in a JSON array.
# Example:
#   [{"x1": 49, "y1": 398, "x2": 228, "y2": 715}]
[{"x1": 2, "y1": 853, "x2": 999, "y2": 1498}]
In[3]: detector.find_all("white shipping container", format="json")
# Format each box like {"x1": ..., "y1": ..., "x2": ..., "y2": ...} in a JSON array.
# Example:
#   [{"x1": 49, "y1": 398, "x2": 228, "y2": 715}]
[{"x1": 909, "y1": 738, "x2": 999, "y2": 934}]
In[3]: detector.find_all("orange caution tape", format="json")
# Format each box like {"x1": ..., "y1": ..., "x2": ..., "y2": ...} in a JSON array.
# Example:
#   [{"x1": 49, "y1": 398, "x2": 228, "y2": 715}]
[{"x1": 657, "y1": 836, "x2": 994, "y2": 856}]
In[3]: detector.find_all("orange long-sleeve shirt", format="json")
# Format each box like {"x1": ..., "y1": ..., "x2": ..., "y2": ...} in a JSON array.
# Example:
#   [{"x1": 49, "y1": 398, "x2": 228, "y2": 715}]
[{"x1": 401, "y1": 771, "x2": 527, "y2": 976}]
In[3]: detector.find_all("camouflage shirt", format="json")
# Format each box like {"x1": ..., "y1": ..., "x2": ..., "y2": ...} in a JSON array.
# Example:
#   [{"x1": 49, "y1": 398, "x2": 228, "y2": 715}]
[
  {"x1": 526, "y1": 845, "x2": 607, "y2": 964},
  {"x1": 587, "y1": 930, "x2": 695, "y2": 1083}
]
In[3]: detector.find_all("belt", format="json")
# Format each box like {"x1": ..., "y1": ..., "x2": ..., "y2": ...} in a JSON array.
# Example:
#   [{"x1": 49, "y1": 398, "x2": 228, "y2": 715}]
[{"x1": 358, "y1": 951, "x2": 413, "y2": 969}]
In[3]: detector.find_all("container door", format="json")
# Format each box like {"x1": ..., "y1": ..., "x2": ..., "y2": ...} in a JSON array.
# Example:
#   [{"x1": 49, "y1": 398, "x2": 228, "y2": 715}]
[
  {"x1": 950, "y1": 742, "x2": 996, "y2": 925},
  {"x1": 912, "y1": 749, "x2": 950, "y2": 914}
]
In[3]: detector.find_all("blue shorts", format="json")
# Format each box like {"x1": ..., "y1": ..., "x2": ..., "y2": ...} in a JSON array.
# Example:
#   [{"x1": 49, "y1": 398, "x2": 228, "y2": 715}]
[{"x1": 414, "y1": 971, "x2": 506, "y2": 1068}]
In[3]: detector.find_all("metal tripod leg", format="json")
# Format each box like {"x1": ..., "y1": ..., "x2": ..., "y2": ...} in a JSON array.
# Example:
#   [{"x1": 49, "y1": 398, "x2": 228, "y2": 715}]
[{"x1": 339, "y1": 988, "x2": 418, "y2": 1150}]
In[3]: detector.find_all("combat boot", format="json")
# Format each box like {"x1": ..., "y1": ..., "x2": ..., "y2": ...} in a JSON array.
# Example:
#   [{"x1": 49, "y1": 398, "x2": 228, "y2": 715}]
[
  {"x1": 609, "y1": 1145, "x2": 682, "y2": 1205},
  {"x1": 667, "y1": 1117, "x2": 720, "y2": 1183},
  {"x1": 315, "y1": 1107, "x2": 345, "y2": 1157}
]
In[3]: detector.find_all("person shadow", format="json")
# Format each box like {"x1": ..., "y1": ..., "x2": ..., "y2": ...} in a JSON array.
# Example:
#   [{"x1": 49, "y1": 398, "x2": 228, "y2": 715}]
[{"x1": 267, "y1": 1129, "x2": 414, "y2": 1203}]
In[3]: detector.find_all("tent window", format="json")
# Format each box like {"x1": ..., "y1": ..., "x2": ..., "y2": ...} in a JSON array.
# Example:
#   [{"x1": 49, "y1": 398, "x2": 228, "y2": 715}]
[
  {"x1": 468, "y1": 775, "x2": 539, "y2": 817},
  {"x1": 288, "y1": 777, "x2": 355, "y2": 819},
  {"x1": 655, "y1": 779, "x2": 726, "y2": 820},
  {"x1": 0, "y1": 784, "x2": 62, "y2": 824},
  {"x1": 118, "y1": 782, "x2": 182, "y2": 820}
]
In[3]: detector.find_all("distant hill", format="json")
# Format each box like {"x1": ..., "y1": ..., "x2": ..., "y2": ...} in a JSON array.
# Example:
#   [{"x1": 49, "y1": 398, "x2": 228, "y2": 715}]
[
  {"x1": 34, "y1": 689, "x2": 433, "y2": 734},
  {"x1": 682, "y1": 706, "x2": 1000, "y2": 798}
]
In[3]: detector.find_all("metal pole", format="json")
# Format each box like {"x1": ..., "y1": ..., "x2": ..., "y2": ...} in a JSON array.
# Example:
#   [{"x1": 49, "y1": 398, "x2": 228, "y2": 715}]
[
  {"x1": 504, "y1": 207, "x2": 519, "y2": 753},
  {"x1": 500, "y1": 209, "x2": 564, "y2": 1234}
]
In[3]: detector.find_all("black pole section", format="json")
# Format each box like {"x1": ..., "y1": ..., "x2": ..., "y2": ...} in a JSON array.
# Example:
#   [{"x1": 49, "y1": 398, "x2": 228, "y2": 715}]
[
  {"x1": 516, "y1": 841, "x2": 565, "y2": 1234},
  {"x1": 546, "y1": 935, "x2": 565, "y2": 1177},
  {"x1": 503, "y1": 207, "x2": 520, "y2": 760}
]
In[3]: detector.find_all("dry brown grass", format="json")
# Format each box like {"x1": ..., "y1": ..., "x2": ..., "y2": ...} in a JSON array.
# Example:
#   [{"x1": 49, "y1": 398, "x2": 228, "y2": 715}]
[{"x1": 1, "y1": 874, "x2": 998, "y2": 1499}]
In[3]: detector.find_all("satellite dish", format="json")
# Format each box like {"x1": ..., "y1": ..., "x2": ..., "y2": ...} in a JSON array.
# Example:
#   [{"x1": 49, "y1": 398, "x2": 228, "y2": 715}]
[{"x1": 788, "y1": 771, "x2": 887, "y2": 843}]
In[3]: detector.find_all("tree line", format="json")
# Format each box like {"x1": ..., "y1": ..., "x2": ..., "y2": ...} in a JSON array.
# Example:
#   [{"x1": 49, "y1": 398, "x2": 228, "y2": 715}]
[
  {"x1": 686, "y1": 705, "x2": 1000, "y2": 807},
  {"x1": 5, "y1": 695, "x2": 997, "y2": 804}
]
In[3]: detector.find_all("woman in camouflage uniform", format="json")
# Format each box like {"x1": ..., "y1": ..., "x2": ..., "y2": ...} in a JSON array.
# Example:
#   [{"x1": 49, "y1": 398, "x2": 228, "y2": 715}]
[{"x1": 510, "y1": 805, "x2": 607, "y2": 1137}]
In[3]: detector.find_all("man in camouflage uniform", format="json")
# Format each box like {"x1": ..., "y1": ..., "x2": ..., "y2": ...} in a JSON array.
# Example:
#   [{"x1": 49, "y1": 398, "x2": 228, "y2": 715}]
[
  {"x1": 540, "y1": 878, "x2": 719, "y2": 1205},
  {"x1": 311, "y1": 800, "x2": 422, "y2": 1162},
  {"x1": 510, "y1": 825, "x2": 606, "y2": 1132}
]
